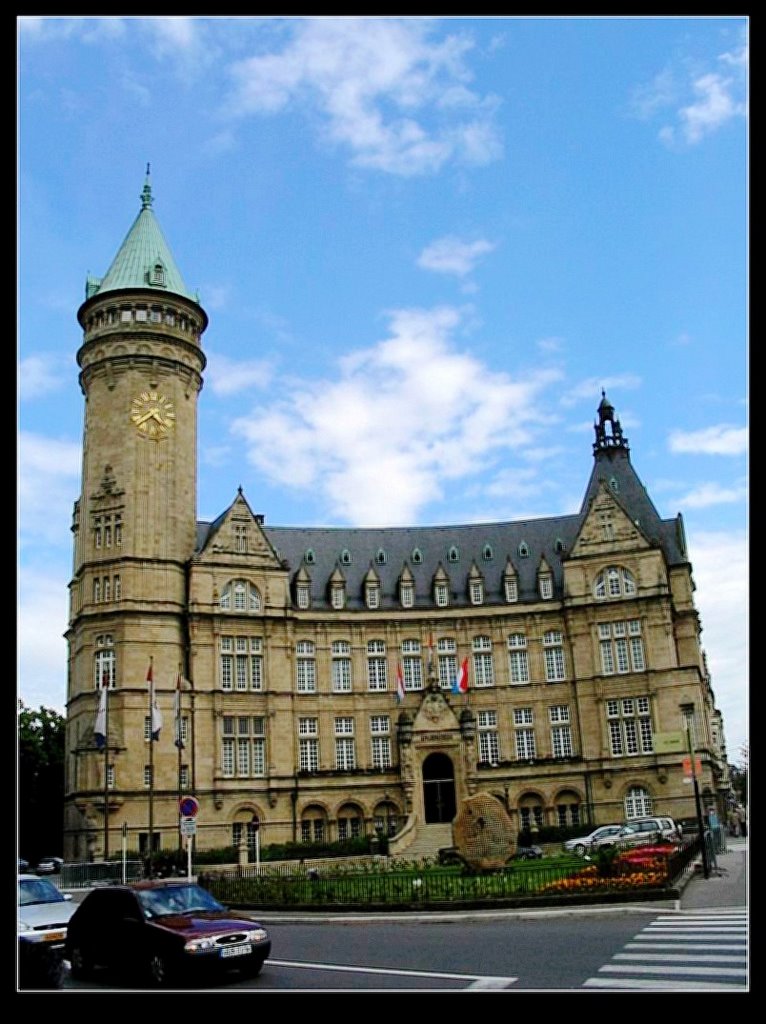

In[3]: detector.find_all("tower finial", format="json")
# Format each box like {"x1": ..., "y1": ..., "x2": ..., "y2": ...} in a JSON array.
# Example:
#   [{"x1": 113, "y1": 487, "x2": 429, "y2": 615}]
[{"x1": 141, "y1": 164, "x2": 153, "y2": 210}]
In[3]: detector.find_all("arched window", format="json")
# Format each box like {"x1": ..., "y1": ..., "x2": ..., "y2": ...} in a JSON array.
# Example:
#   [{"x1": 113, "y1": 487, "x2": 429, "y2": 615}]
[
  {"x1": 336, "y1": 802, "x2": 365, "y2": 841},
  {"x1": 340, "y1": 549, "x2": 352, "y2": 565},
  {"x1": 482, "y1": 544, "x2": 493, "y2": 561},
  {"x1": 375, "y1": 548, "x2": 387, "y2": 565},
  {"x1": 594, "y1": 566, "x2": 637, "y2": 599},
  {"x1": 518, "y1": 541, "x2": 529, "y2": 558},
  {"x1": 300, "y1": 805, "x2": 327, "y2": 844},
  {"x1": 624, "y1": 785, "x2": 652, "y2": 819},
  {"x1": 412, "y1": 548, "x2": 423, "y2": 564},
  {"x1": 220, "y1": 579, "x2": 262, "y2": 612},
  {"x1": 554, "y1": 790, "x2": 581, "y2": 827},
  {"x1": 448, "y1": 545, "x2": 459, "y2": 563}
]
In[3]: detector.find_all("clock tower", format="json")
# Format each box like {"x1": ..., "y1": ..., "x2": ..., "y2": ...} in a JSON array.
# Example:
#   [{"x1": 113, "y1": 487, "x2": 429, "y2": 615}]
[{"x1": 65, "y1": 171, "x2": 207, "y2": 861}]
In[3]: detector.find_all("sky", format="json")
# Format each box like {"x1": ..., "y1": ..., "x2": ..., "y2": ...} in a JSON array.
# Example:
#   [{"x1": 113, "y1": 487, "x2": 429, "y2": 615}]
[{"x1": 18, "y1": 16, "x2": 748, "y2": 762}]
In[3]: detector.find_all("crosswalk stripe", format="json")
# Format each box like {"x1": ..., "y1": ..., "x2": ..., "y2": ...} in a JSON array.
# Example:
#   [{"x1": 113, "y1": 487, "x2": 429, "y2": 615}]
[
  {"x1": 599, "y1": 964, "x2": 746, "y2": 977},
  {"x1": 583, "y1": 977, "x2": 746, "y2": 991}
]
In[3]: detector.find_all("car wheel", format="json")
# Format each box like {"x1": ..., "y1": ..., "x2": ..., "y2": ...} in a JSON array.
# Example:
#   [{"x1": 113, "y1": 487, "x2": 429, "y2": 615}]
[
  {"x1": 574, "y1": 843, "x2": 586, "y2": 856},
  {"x1": 68, "y1": 943, "x2": 94, "y2": 980},
  {"x1": 244, "y1": 957, "x2": 265, "y2": 978},
  {"x1": 146, "y1": 951, "x2": 171, "y2": 987}
]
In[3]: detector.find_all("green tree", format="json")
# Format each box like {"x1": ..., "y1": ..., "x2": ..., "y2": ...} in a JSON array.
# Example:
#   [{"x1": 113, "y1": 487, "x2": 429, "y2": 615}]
[{"x1": 18, "y1": 701, "x2": 66, "y2": 865}]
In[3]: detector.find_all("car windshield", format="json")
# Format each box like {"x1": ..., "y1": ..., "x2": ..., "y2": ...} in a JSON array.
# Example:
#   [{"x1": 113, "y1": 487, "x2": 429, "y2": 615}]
[
  {"x1": 18, "y1": 878, "x2": 66, "y2": 906},
  {"x1": 136, "y1": 884, "x2": 225, "y2": 918}
]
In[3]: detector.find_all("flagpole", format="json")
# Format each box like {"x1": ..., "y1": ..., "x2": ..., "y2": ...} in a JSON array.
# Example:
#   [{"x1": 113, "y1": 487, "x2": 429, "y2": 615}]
[
  {"x1": 148, "y1": 657, "x2": 154, "y2": 879},
  {"x1": 103, "y1": 679, "x2": 109, "y2": 862},
  {"x1": 177, "y1": 665, "x2": 183, "y2": 856}
]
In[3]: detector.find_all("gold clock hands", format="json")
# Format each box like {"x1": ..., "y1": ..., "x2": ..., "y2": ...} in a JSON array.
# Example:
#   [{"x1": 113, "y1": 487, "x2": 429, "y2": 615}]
[{"x1": 133, "y1": 409, "x2": 155, "y2": 426}]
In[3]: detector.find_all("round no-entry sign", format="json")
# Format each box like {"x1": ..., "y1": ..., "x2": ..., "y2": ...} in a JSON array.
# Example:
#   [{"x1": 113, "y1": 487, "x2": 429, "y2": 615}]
[{"x1": 179, "y1": 796, "x2": 199, "y2": 818}]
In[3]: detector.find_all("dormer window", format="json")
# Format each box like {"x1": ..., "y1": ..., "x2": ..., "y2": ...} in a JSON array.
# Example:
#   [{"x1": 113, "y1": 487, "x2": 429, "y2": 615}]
[
  {"x1": 518, "y1": 542, "x2": 529, "y2": 558},
  {"x1": 554, "y1": 538, "x2": 564, "y2": 554},
  {"x1": 400, "y1": 581, "x2": 415, "y2": 609},
  {"x1": 365, "y1": 582, "x2": 380, "y2": 609},
  {"x1": 482, "y1": 544, "x2": 493, "y2": 561},
  {"x1": 469, "y1": 579, "x2": 484, "y2": 606},
  {"x1": 448, "y1": 545, "x2": 459, "y2": 563},
  {"x1": 340, "y1": 549, "x2": 352, "y2": 566},
  {"x1": 331, "y1": 582, "x2": 346, "y2": 610},
  {"x1": 296, "y1": 582, "x2": 311, "y2": 609},
  {"x1": 539, "y1": 574, "x2": 553, "y2": 600},
  {"x1": 412, "y1": 548, "x2": 423, "y2": 564},
  {"x1": 434, "y1": 582, "x2": 449, "y2": 608},
  {"x1": 504, "y1": 577, "x2": 518, "y2": 603},
  {"x1": 305, "y1": 549, "x2": 316, "y2": 565},
  {"x1": 150, "y1": 262, "x2": 166, "y2": 287},
  {"x1": 375, "y1": 548, "x2": 387, "y2": 565}
]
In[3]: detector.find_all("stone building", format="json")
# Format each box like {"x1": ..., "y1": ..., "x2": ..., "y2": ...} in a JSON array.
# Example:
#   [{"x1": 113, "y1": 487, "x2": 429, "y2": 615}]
[{"x1": 63, "y1": 176, "x2": 730, "y2": 862}]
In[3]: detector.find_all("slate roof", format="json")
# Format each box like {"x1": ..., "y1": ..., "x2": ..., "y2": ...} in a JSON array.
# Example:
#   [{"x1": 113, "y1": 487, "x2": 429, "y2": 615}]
[
  {"x1": 194, "y1": 427, "x2": 688, "y2": 611},
  {"x1": 85, "y1": 170, "x2": 198, "y2": 303}
]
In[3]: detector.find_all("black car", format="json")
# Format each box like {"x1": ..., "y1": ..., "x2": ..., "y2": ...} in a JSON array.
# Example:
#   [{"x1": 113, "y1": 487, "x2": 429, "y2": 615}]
[{"x1": 65, "y1": 880, "x2": 271, "y2": 987}]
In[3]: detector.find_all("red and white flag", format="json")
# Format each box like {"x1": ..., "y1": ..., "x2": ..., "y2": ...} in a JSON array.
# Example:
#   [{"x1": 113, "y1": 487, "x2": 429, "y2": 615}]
[
  {"x1": 396, "y1": 662, "x2": 406, "y2": 703},
  {"x1": 452, "y1": 657, "x2": 469, "y2": 695},
  {"x1": 148, "y1": 660, "x2": 163, "y2": 741}
]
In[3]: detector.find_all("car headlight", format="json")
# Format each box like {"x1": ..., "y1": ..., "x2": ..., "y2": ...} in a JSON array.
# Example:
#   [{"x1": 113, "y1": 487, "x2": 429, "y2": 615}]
[
  {"x1": 184, "y1": 936, "x2": 219, "y2": 953},
  {"x1": 246, "y1": 928, "x2": 268, "y2": 943}
]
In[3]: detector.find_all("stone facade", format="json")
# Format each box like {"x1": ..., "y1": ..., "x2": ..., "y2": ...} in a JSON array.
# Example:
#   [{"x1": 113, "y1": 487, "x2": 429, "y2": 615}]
[{"x1": 63, "y1": 181, "x2": 731, "y2": 863}]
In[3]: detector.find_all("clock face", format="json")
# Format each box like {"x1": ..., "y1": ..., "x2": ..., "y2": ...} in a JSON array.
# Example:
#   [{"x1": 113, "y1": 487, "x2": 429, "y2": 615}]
[{"x1": 130, "y1": 391, "x2": 175, "y2": 439}]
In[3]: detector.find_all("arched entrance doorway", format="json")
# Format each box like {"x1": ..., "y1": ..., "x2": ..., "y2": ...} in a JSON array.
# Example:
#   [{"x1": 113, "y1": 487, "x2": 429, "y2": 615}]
[{"x1": 422, "y1": 752, "x2": 456, "y2": 823}]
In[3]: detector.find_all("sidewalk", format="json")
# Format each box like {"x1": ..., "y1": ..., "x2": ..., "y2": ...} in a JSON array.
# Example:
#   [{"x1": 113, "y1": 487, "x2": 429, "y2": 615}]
[{"x1": 678, "y1": 836, "x2": 748, "y2": 910}]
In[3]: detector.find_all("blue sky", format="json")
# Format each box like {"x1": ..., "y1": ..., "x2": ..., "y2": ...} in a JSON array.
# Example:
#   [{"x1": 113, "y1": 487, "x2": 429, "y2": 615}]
[{"x1": 18, "y1": 16, "x2": 748, "y2": 760}]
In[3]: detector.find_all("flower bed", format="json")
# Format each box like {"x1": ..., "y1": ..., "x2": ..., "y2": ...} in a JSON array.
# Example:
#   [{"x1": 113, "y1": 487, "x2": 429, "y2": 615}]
[{"x1": 539, "y1": 846, "x2": 675, "y2": 895}]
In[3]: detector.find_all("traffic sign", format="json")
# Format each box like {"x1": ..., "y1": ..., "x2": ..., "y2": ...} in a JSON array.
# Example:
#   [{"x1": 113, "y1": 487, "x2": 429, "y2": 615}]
[
  {"x1": 181, "y1": 817, "x2": 196, "y2": 837},
  {"x1": 179, "y1": 796, "x2": 199, "y2": 817}
]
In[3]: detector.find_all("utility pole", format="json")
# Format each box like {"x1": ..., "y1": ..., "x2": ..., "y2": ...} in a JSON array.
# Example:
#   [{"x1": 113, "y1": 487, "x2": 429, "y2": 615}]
[{"x1": 687, "y1": 724, "x2": 710, "y2": 880}]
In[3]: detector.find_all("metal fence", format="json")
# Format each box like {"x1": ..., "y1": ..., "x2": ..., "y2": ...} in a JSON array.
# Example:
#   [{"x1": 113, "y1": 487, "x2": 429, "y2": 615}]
[
  {"x1": 201, "y1": 843, "x2": 696, "y2": 910},
  {"x1": 60, "y1": 860, "x2": 144, "y2": 889}
]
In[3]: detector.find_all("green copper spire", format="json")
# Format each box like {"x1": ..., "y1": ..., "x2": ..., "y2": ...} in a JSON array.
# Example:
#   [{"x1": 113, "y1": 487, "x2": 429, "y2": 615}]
[{"x1": 86, "y1": 166, "x2": 198, "y2": 303}]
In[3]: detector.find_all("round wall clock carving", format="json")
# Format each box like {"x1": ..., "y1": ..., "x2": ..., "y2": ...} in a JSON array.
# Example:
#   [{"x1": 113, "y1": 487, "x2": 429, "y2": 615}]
[{"x1": 130, "y1": 391, "x2": 175, "y2": 439}]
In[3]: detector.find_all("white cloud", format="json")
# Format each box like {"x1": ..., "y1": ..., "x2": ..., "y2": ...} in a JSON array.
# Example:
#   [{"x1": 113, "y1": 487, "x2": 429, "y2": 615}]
[
  {"x1": 18, "y1": 565, "x2": 70, "y2": 715},
  {"x1": 18, "y1": 354, "x2": 67, "y2": 400},
  {"x1": 206, "y1": 353, "x2": 274, "y2": 396},
  {"x1": 685, "y1": 529, "x2": 748, "y2": 755},
  {"x1": 641, "y1": 38, "x2": 748, "y2": 147},
  {"x1": 674, "y1": 481, "x2": 747, "y2": 509},
  {"x1": 18, "y1": 432, "x2": 81, "y2": 547},
  {"x1": 417, "y1": 235, "x2": 495, "y2": 277},
  {"x1": 227, "y1": 17, "x2": 501, "y2": 176},
  {"x1": 669, "y1": 424, "x2": 747, "y2": 456},
  {"x1": 231, "y1": 305, "x2": 562, "y2": 524}
]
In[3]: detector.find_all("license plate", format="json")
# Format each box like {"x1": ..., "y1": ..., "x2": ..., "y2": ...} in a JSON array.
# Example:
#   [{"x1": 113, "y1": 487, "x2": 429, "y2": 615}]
[
  {"x1": 220, "y1": 943, "x2": 252, "y2": 958},
  {"x1": 42, "y1": 931, "x2": 66, "y2": 943}
]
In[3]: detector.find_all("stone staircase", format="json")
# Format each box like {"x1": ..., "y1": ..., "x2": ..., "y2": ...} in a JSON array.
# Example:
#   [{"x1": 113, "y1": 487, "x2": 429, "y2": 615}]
[{"x1": 392, "y1": 822, "x2": 454, "y2": 862}]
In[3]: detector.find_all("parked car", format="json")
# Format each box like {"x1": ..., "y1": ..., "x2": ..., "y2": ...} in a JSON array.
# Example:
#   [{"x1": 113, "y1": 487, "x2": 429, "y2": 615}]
[
  {"x1": 626, "y1": 817, "x2": 682, "y2": 842},
  {"x1": 65, "y1": 879, "x2": 271, "y2": 987},
  {"x1": 589, "y1": 818, "x2": 681, "y2": 851},
  {"x1": 35, "y1": 857, "x2": 64, "y2": 875},
  {"x1": 18, "y1": 874, "x2": 77, "y2": 989},
  {"x1": 563, "y1": 825, "x2": 622, "y2": 856}
]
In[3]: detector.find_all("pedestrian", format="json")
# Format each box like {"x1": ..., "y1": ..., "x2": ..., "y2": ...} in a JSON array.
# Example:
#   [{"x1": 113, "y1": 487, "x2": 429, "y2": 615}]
[{"x1": 737, "y1": 806, "x2": 747, "y2": 838}]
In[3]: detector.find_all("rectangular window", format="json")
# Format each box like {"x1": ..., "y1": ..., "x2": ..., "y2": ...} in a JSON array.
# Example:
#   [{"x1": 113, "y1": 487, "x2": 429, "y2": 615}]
[
  {"x1": 599, "y1": 621, "x2": 646, "y2": 675},
  {"x1": 332, "y1": 656, "x2": 352, "y2": 692},
  {"x1": 606, "y1": 697, "x2": 654, "y2": 756},
  {"x1": 539, "y1": 576, "x2": 553, "y2": 599},
  {"x1": 504, "y1": 577, "x2": 518, "y2": 603},
  {"x1": 508, "y1": 634, "x2": 529, "y2": 684},
  {"x1": 296, "y1": 655, "x2": 316, "y2": 692},
  {"x1": 551, "y1": 725, "x2": 573, "y2": 758},
  {"x1": 299, "y1": 738, "x2": 319, "y2": 772},
  {"x1": 335, "y1": 736, "x2": 356, "y2": 770},
  {"x1": 435, "y1": 583, "x2": 449, "y2": 607},
  {"x1": 335, "y1": 716, "x2": 354, "y2": 735},
  {"x1": 179, "y1": 765, "x2": 189, "y2": 790},
  {"x1": 367, "y1": 641, "x2": 387, "y2": 691},
  {"x1": 515, "y1": 728, "x2": 536, "y2": 759},
  {"x1": 371, "y1": 736, "x2": 392, "y2": 769},
  {"x1": 543, "y1": 630, "x2": 566, "y2": 682},
  {"x1": 471, "y1": 652, "x2": 493, "y2": 687},
  {"x1": 477, "y1": 710, "x2": 499, "y2": 764},
  {"x1": 403, "y1": 655, "x2": 423, "y2": 691},
  {"x1": 143, "y1": 765, "x2": 153, "y2": 787}
]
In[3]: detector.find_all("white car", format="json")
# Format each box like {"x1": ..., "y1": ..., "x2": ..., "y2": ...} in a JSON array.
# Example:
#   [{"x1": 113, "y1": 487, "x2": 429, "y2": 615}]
[
  {"x1": 589, "y1": 817, "x2": 681, "y2": 851},
  {"x1": 18, "y1": 874, "x2": 77, "y2": 946},
  {"x1": 563, "y1": 825, "x2": 623, "y2": 855}
]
